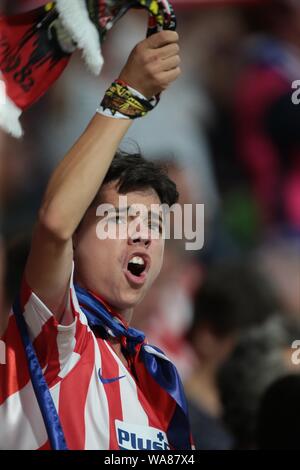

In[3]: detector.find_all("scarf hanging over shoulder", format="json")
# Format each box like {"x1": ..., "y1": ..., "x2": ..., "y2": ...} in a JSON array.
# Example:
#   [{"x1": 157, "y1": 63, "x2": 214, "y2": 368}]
[{"x1": 13, "y1": 285, "x2": 192, "y2": 450}]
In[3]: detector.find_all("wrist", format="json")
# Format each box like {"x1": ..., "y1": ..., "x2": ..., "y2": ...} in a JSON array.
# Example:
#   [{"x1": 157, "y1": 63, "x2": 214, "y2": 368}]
[
  {"x1": 116, "y1": 79, "x2": 149, "y2": 101},
  {"x1": 117, "y1": 77, "x2": 152, "y2": 101},
  {"x1": 97, "y1": 79, "x2": 159, "y2": 120}
]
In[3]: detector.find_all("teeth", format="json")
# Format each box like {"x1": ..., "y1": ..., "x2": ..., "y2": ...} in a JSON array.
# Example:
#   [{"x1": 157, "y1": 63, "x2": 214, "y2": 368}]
[{"x1": 129, "y1": 256, "x2": 145, "y2": 266}]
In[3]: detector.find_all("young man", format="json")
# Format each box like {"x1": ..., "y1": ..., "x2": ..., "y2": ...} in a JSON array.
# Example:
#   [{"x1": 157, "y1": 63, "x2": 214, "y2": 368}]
[{"x1": 0, "y1": 30, "x2": 193, "y2": 450}]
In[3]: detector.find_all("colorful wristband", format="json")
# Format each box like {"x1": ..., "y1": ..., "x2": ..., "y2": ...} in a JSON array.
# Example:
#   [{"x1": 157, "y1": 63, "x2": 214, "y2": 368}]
[{"x1": 97, "y1": 80, "x2": 159, "y2": 120}]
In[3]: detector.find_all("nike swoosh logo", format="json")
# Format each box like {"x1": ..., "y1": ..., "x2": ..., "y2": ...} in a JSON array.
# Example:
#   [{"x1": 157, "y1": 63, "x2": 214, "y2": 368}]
[{"x1": 98, "y1": 368, "x2": 126, "y2": 385}]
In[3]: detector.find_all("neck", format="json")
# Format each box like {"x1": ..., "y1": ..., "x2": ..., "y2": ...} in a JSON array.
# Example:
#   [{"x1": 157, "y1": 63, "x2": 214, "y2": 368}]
[
  {"x1": 75, "y1": 280, "x2": 134, "y2": 326},
  {"x1": 91, "y1": 291, "x2": 134, "y2": 325},
  {"x1": 93, "y1": 292, "x2": 134, "y2": 326},
  {"x1": 118, "y1": 307, "x2": 134, "y2": 326}
]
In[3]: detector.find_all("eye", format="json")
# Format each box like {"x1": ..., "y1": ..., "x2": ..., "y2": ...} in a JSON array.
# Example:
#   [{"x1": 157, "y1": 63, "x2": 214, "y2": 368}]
[
  {"x1": 107, "y1": 214, "x2": 127, "y2": 225},
  {"x1": 149, "y1": 221, "x2": 162, "y2": 234}
]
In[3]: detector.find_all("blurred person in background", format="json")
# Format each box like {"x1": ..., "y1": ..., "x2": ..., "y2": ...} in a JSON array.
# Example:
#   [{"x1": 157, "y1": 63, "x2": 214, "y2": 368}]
[
  {"x1": 256, "y1": 374, "x2": 300, "y2": 449},
  {"x1": 192, "y1": 6, "x2": 257, "y2": 251},
  {"x1": 218, "y1": 315, "x2": 300, "y2": 449},
  {"x1": 185, "y1": 260, "x2": 278, "y2": 450},
  {"x1": 0, "y1": 132, "x2": 47, "y2": 240},
  {"x1": 256, "y1": 236, "x2": 300, "y2": 321},
  {"x1": 191, "y1": 0, "x2": 300, "y2": 248},
  {"x1": 235, "y1": 0, "x2": 300, "y2": 235}
]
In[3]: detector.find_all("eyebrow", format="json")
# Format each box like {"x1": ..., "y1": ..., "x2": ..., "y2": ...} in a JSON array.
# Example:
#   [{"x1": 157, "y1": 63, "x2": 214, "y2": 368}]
[{"x1": 105, "y1": 206, "x2": 163, "y2": 223}]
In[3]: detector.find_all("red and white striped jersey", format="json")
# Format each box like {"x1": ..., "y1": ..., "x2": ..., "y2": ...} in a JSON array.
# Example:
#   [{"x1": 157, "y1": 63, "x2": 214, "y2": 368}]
[{"x1": 0, "y1": 267, "x2": 176, "y2": 450}]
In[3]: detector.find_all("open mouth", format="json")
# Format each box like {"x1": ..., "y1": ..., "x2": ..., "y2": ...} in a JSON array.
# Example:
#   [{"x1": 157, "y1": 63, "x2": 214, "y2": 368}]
[
  {"x1": 124, "y1": 254, "x2": 150, "y2": 286},
  {"x1": 127, "y1": 256, "x2": 147, "y2": 277}
]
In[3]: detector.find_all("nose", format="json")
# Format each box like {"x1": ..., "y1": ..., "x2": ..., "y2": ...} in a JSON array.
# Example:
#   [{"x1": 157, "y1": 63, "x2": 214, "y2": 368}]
[{"x1": 128, "y1": 224, "x2": 151, "y2": 248}]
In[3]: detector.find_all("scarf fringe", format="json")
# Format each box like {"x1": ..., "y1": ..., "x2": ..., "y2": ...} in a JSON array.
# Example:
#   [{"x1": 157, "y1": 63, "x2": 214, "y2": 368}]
[
  {"x1": 55, "y1": 0, "x2": 104, "y2": 75},
  {"x1": 0, "y1": 85, "x2": 23, "y2": 138}
]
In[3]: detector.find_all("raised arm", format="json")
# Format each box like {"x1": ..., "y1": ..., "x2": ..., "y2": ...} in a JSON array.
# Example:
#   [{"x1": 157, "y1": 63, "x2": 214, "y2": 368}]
[{"x1": 24, "y1": 31, "x2": 180, "y2": 321}]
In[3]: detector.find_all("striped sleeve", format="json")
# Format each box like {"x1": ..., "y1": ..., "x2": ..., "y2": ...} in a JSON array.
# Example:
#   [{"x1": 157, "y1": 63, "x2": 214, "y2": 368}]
[{"x1": 18, "y1": 263, "x2": 90, "y2": 386}]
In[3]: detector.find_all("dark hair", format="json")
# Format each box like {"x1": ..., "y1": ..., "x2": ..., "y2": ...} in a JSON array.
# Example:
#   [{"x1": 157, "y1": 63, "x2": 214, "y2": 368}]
[
  {"x1": 218, "y1": 316, "x2": 300, "y2": 449},
  {"x1": 188, "y1": 261, "x2": 277, "y2": 341},
  {"x1": 257, "y1": 374, "x2": 300, "y2": 449},
  {"x1": 98, "y1": 151, "x2": 179, "y2": 206}
]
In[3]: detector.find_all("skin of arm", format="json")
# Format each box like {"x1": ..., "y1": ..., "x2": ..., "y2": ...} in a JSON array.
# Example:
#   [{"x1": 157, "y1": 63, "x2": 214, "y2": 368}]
[{"x1": 23, "y1": 30, "x2": 181, "y2": 321}]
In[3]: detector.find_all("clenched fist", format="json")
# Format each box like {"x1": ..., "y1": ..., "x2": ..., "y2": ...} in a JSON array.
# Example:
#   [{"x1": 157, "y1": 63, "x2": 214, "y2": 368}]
[{"x1": 118, "y1": 31, "x2": 181, "y2": 99}]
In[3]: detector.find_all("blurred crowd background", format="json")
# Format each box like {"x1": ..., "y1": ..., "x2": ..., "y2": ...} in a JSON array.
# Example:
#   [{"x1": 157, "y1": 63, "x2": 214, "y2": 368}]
[{"x1": 1, "y1": 0, "x2": 300, "y2": 450}]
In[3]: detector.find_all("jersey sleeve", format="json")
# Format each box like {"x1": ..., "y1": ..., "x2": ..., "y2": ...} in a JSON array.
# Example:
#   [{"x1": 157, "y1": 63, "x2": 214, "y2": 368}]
[{"x1": 17, "y1": 262, "x2": 91, "y2": 385}]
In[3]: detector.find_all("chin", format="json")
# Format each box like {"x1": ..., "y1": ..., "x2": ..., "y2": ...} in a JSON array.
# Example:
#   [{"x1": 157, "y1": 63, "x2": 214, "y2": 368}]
[{"x1": 115, "y1": 289, "x2": 146, "y2": 312}]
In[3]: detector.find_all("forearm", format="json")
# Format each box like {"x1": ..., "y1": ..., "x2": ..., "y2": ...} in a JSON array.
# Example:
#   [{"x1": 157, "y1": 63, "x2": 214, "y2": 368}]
[
  {"x1": 39, "y1": 30, "x2": 180, "y2": 241},
  {"x1": 40, "y1": 114, "x2": 131, "y2": 240},
  {"x1": 24, "y1": 30, "x2": 180, "y2": 318}
]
